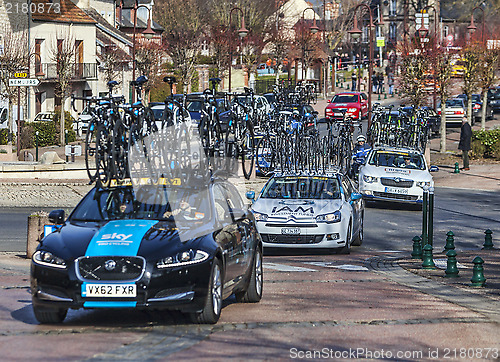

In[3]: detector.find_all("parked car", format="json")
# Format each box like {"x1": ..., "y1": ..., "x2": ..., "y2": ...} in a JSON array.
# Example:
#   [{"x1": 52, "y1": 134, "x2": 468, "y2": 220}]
[
  {"x1": 358, "y1": 146, "x2": 434, "y2": 206},
  {"x1": 325, "y1": 92, "x2": 368, "y2": 121},
  {"x1": 72, "y1": 106, "x2": 92, "y2": 136},
  {"x1": 31, "y1": 179, "x2": 262, "y2": 324},
  {"x1": 437, "y1": 98, "x2": 467, "y2": 124},
  {"x1": 400, "y1": 106, "x2": 440, "y2": 137},
  {"x1": 487, "y1": 86, "x2": 500, "y2": 113},
  {"x1": 250, "y1": 171, "x2": 365, "y2": 254},
  {"x1": 33, "y1": 111, "x2": 55, "y2": 122},
  {"x1": 0, "y1": 107, "x2": 7, "y2": 128},
  {"x1": 263, "y1": 93, "x2": 276, "y2": 110}
]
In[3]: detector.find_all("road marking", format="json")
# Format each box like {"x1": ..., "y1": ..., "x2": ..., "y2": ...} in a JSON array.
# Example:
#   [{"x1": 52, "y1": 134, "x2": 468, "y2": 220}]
[
  {"x1": 433, "y1": 259, "x2": 467, "y2": 269},
  {"x1": 264, "y1": 262, "x2": 317, "y2": 272},
  {"x1": 305, "y1": 262, "x2": 369, "y2": 271},
  {"x1": 378, "y1": 250, "x2": 405, "y2": 253}
]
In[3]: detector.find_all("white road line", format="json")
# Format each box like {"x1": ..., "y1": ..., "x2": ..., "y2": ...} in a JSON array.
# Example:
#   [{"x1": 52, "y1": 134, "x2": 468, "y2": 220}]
[
  {"x1": 305, "y1": 262, "x2": 369, "y2": 271},
  {"x1": 264, "y1": 262, "x2": 318, "y2": 272}
]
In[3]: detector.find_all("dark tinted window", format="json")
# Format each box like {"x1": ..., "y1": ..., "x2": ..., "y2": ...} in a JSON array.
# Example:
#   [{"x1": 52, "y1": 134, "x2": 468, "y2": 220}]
[
  {"x1": 261, "y1": 177, "x2": 341, "y2": 199},
  {"x1": 332, "y1": 95, "x2": 358, "y2": 103}
]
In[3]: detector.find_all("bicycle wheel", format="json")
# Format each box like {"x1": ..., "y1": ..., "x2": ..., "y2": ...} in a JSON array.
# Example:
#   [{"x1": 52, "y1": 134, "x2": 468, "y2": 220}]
[
  {"x1": 112, "y1": 118, "x2": 130, "y2": 180},
  {"x1": 95, "y1": 124, "x2": 112, "y2": 187},
  {"x1": 256, "y1": 135, "x2": 275, "y2": 177},
  {"x1": 241, "y1": 126, "x2": 255, "y2": 180},
  {"x1": 85, "y1": 120, "x2": 99, "y2": 184}
]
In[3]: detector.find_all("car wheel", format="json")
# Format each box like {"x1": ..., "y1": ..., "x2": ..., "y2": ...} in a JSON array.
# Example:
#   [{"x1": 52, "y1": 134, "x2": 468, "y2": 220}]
[
  {"x1": 191, "y1": 258, "x2": 223, "y2": 324},
  {"x1": 33, "y1": 305, "x2": 67, "y2": 324},
  {"x1": 236, "y1": 247, "x2": 263, "y2": 303},
  {"x1": 338, "y1": 222, "x2": 352, "y2": 254},
  {"x1": 352, "y1": 213, "x2": 364, "y2": 246}
]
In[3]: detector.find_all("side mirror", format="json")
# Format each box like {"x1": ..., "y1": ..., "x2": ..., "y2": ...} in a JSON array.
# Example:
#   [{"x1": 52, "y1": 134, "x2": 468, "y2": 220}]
[
  {"x1": 246, "y1": 191, "x2": 256, "y2": 201},
  {"x1": 351, "y1": 192, "x2": 363, "y2": 201},
  {"x1": 48, "y1": 209, "x2": 65, "y2": 224},
  {"x1": 429, "y1": 165, "x2": 439, "y2": 172}
]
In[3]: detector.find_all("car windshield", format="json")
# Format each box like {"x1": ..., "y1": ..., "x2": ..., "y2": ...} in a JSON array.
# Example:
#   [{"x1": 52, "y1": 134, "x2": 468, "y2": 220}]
[
  {"x1": 151, "y1": 106, "x2": 164, "y2": 120},
  {"x1": 70, "y1": 186, "x2": 211, "y2": 222},
  {"x1": 368, "y1": 151, "x2": 426, "y2": 170},
  {"x1": 187, "y1": 101, "x2": 203, "y2": 112},
  {"x1": 471, "y1": 95, "x2": 481, "y2": 102},
  {"x1": 332, "y1": 95, "x2": 358, "y2": 103},
  {"x1": 261, "y1": 176, "x2": 341, "y2": 199},
  {"x1": 264, "y1": 94, "x2": 276, "y2": 104},
  {"x1": 445, "y1": 99, "x2": 463, "y2": 107}
]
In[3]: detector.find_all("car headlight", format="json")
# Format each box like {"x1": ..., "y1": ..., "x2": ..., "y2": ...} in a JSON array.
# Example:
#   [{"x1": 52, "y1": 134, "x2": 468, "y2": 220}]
[
  {"x1": 363, "y1": 175, "x2": 378, "y2": 183},
  {"x1": 157, "y1": 250, "x2": 209, "y2": 269},
  {"x1": 316, "y1": 211, "x2": 341, "y2": 223},
  {"x1": 32, "y1": 250, "x2": 67, "y2": 269},
  {"x1": 252, "y1": 211, "x2": 268, "y2": 222},
  {"x1": 417, "y1": 181, "x2": 432, "y2": 188}
]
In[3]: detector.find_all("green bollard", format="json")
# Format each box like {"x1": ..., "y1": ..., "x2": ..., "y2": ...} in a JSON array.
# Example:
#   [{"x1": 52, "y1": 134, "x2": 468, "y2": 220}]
[
  {"x1": 471, "y1": 256, "x2": 486, "y2": 287},
  {"x1": 445, "y1": 249, "x2": 459, "y2": 277},
  {"x1": 422, "y1": 186, "x2": 429, "y2": 246},
  {"x1": 378, "y1": 93, "x2": 381, "y2": 101},
  {"x1": 443, "y1": 231, "x2": 455, "y2": 253},
  {"x1": 422, "y1": 244, "x2": 436, "y2": 269},
  {"x1": 411, "y1": 236, "x2": 423, "y2": 259},
  {"x1": 483, "y1": 229, "x2": 494, "y2": 250},
  {"x1": 428, "y1": 187, "x2": 434, "y2": 247},
  {"x1": 384, "y1": 92, "x2": 387, "y2": 99},
  {"x1": 453, "y1": 162, "x2": 460, "y2": 174},
  {"x1": 340, "y1": 82, "x2": 343, "y2": 89}
]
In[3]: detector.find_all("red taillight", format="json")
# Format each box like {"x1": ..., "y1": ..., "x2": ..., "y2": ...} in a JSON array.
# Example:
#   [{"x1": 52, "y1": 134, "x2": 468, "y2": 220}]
[
  {"x1": 437, "y1": 110, "x2": 441, "y2": 115},
  {"x1": 454, "y1": 110, "x2": 464, "y2": 115},
  {"x1": 473, "y1": 104, "x2": 480, "y2": 109}
]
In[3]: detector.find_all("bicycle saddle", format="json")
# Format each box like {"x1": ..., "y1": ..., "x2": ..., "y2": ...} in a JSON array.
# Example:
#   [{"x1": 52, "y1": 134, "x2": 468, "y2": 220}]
[
  {"x1": 163, "y1": 76, "x2": 176, "y2": 84},
  {"x1": 209, "y1": 78, "x2": 221, "y2": 84},
  {"x1": 131, "y1": 76, "x2": 148, "y2": 86},
  {"x1": 107, "y1": 80, "x2": 119, "y2": 88}
]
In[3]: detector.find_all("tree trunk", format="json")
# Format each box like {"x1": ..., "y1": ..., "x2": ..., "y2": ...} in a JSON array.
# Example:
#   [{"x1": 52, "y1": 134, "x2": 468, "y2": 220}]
[
  {"x1": 467, "y1": 97, "x2": 473, "y2": 125},
  {"x1": 481, "y1": 90, "x2": 487, "y2": 130},
  {"x1": 60, "y1": 97, "x2": 66, "y2": 146},
  {"x1": 439, "y1": 106, "x2": 447, "y2": 153}
]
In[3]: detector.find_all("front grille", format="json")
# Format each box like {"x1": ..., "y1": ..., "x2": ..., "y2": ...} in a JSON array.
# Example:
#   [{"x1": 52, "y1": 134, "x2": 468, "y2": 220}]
[
  {"x1": 373, "y1": 191, "x2": 418, "y2": 201},
  {"x1": 260, "y1": 234, "x2": 324, "y2": 244},
  {"x1": 77, "y1": 256, "x2": 145, "y2": 281},
  {"x1": 380, "y1": 178, "x2": 413, "y2": 188},
  {"x1": 265, "y1": 223, "x2": 318, "y2": 228}
]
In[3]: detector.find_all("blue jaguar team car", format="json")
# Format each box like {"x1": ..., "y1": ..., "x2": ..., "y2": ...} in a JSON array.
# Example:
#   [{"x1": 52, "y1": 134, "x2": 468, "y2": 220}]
[{"x1": 31, "y1": 179, "x2": 262, "y2": 324}]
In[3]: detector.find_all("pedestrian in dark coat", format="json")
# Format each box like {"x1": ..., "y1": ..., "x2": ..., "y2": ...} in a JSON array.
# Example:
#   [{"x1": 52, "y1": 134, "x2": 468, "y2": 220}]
[{"x1": 458, "y1": 116, "x2": 472, "y2": 170}]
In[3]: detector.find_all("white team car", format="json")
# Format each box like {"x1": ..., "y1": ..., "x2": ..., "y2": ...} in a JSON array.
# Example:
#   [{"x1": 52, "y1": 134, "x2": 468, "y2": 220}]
[
  {"x1": 250, "y1": 172, "x2": 364, "y2": 254},
  {"x1": 358, "y1": 146, "x2": 433, "y2": 205}
]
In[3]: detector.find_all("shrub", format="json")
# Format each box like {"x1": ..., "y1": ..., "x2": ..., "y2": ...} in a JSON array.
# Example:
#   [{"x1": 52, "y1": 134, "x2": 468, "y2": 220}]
[
  {"x1": 491, "y1": 140, "x2": 500, "y2": 160},
  {"x1": 472, "y1": 129, "x2": 500, "y2": 158},
  {"x1": 0, "y1": 129, "x2": 12, "y2": 145},
  {"x1": 22, "y1": 121, "x2": 56, "y2": 148},
  {"x1": 471, "y1": 139, "x2": 486, "y2": 158},
  {"x1": 53, "y1": 110, "x2": 76, "y2": 144}
]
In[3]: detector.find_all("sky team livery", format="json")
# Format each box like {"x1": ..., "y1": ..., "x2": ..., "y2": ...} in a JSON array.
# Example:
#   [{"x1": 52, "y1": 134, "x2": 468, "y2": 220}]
[
  {"x1": 31, "y1": 181, "x2": 262, "y2": 325},
  {"x1": 358, "y1": 146, "x2": 434, "y2": 205},
  {"x1": 251, "y1": 172, "x2": 364, "y2": 253}
]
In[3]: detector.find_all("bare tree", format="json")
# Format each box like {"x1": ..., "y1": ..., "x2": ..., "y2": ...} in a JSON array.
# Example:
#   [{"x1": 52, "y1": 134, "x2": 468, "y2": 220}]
[
  {"x1": 397, "y1": 39, "x2": 429, "y2": 108},
  {"x1": 433, "y1": 47, "x2": 453, "y2": 152},
  {"x1": 49, "y1": 32, "x2": 76, "y2": 146},
  {"x1": 156, "y1": 0, "x2": 204, "y2": 92},
  {"x1": 0, "y1": 28, "x2": 29, "y2": 147},
  {"x1": 100, "y1": 44, "x2": 126, "y2": 85},
  {"x1": 461, "y1": 43, "x2": 482, "y2": 125},
  {"x1": 477, "y1": 46, "x2": 499, "y2": 129},
  {"x1": 135, "y1": 42, "x2": 165, "y2": 102}
]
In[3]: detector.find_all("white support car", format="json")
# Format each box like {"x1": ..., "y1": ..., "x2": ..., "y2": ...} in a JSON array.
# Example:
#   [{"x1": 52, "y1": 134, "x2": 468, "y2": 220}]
[
  {"x1": 250, "y1": 172, "x2": 364, "y2": 254},
  {"x1": 358, "y1": 146, "x2": 433, "y2": 205}
]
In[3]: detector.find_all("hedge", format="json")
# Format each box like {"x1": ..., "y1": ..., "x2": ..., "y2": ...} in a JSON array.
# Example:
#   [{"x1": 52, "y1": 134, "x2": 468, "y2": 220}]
[
  {"x1": 472, "y1": 129, "x2": 500, "y2": 159},
  {"x1": 21, "y1": 111, "x2": 76, "y2": 149}
]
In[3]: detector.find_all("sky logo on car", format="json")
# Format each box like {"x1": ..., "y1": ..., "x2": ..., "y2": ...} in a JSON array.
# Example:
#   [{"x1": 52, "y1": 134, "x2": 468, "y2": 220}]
[{"x1": 85, "y1": 220, "x2": 158, "y2": 256}]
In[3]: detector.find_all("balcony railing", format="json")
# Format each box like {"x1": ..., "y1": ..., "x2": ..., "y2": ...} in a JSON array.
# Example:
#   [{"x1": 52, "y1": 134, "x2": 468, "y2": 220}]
[{"x1": 36, "y1": 63, "x2": 97, "y2": 81}]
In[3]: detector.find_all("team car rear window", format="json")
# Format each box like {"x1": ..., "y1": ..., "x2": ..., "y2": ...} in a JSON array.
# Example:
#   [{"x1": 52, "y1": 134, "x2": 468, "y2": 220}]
[
  {"x1": 368, "y1": 151, "x2": 426, "y2": 170},
  {"x1": 261, "y1": 177, "x2": 341, "y2": 200}
]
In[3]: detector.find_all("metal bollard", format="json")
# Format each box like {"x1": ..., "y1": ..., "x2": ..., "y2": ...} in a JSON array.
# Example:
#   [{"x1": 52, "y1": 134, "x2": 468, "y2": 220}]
[
  {"x1": 444, "y1": 249, "x2": 459, "y2": 278},
  {"x1": 443, "y1": 231, "x2": 455, "y2": 253},
  {"x1": 421, "y1": 185, "x2": 429, "y2": 246},
  {"x1": 411, "y1": 236, "x2": 423, "y2": 259},
  {"x1": 483, "y1": 229, "x2": 494, "y2": 250},
  {"x1": 428, "y1": 187, "x2": 434, "y2": 247},
  {"x1": 422, "y1": 244, "x2": 436, "y2": 269},
  {"x1": 470, "y1": 256, "x2": 486, "y2": 287}
]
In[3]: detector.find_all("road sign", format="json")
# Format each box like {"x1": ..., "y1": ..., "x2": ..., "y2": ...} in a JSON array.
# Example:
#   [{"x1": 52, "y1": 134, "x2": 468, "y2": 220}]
[
  {"x1": 415, "y1": 13, "x2": 429, "y2": 30},
  {"x1": 376, "y1": 37, "x2": 385, "y2": 47},
  {"x1": 8, "y1": 78, "x2": 40, "y2": 87},
  {"x1": 13, "y1": 72, "x2": 28, "y2": 78}
]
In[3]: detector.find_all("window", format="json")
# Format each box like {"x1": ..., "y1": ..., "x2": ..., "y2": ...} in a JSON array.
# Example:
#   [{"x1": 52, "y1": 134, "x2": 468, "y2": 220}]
[
  {"x1": 443, "y1": 25, "x2": 449, "y2": 38},
  {"x1": 389, "y1": 22, "x2": 397, "y2": 42},
  {"x1": 0, "y1": 35, "x2": 4, "y2": 56},
  {"x1": 389, "y1": 0, "x2": 397, "y2": 16}
]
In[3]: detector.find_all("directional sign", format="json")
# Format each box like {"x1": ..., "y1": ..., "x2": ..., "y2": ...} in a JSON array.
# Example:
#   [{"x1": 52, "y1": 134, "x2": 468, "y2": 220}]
[{"x1": 9, "y1": 78, "x2": 40, "y2": 87}]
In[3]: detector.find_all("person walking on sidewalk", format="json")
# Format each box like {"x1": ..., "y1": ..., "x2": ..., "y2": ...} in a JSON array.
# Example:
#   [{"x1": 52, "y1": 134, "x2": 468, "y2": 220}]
[
  {"x1": 387, "y1": 72, "x2": 394, "y2": 96},
  {"x1": 458, "y1": 116, "x2": 472, "y2": 171},
  {"x1": 351, "y1": 70, "x2": 357, "y2": 91}
]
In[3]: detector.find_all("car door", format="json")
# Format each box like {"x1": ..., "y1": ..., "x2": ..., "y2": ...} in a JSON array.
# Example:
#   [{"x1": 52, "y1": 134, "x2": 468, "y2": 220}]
[
  {"x1": 220, "y1": 182, "x2": 254, "y2": 280},
  {"x1": 212, "y1": 183, "x2": 239, "y2": 286},
  {"x1": 342, "y1": 176, "x2": 362, "y2": 235},
  {"x1": 360, "y1": 93, "x2": 368, "y2": 116}
]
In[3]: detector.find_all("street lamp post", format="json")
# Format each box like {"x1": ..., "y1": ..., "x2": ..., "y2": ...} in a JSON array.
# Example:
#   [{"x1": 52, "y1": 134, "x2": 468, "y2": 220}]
[
  {"x1": 422, "y1": 5, "x2": 438, "y2": 110},
  {"x1": 132, "y1": 2, "x2": 155, "y2": 101},
  {"x1": 301, "y1": 8, "x2": 319, "y2": 83},
  {"x1": 228, "y1": 7, "x2": 249, "y2": 92},
  {"x1": 349, "y1": 5, "x2": 374, "y2": 127},
  {"x1": 467, "y1": 6, "x2": 485, "y2": 45}
]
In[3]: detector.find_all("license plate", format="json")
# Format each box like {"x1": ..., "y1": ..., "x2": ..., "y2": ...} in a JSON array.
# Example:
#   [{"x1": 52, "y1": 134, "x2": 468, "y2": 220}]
[
  {"x1": 385, "y1": 187, "x2": 409, "y2": 195},
  {"x1": 82, "y1": 283, "x2": 136, "y2": 298},
  {"x1": 334, "y1": 112, "x2": 343, "y2": 117},
  {"x1": 281, "y1": 228, "x2": 300, "y2": 235}
]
